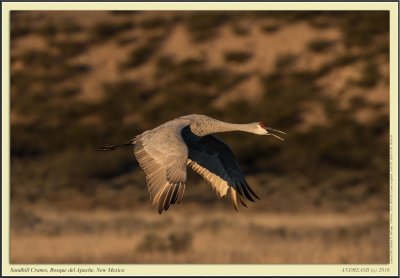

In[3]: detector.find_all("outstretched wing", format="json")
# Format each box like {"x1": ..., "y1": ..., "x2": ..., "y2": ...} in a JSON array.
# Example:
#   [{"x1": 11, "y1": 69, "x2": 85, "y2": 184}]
[
  {"x1": 184, "y1": 132, "x2": 260, "y2": 211},
  {"x1": 133, "y1": 120, "x2": 190, "y2": 214}
]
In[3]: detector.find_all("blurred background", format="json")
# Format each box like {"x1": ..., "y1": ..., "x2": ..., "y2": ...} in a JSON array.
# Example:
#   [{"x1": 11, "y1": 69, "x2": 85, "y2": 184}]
[{"x1": 10, "y1": 10, "x2": 389, "y2": 264}]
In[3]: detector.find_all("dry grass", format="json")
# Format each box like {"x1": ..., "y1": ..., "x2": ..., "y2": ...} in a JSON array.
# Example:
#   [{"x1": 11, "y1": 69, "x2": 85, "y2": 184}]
[{"x1": 10, "y1": 206, "x2": 389, "y2": 264}]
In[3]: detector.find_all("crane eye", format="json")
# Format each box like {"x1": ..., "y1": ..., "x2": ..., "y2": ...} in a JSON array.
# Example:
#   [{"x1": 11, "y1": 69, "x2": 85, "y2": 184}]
[{"x1": 259, "y1": 122, "x2": 266, "y2": 128}]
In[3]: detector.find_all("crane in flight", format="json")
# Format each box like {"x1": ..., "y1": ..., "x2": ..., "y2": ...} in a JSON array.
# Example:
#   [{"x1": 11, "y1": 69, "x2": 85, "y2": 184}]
[{"x1": 97, "y1": 114, "x2": 285, "y2": 214}]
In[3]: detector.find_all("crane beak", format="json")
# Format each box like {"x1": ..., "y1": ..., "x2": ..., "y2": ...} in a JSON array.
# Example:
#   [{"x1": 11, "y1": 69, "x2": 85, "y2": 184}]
[{"x1": 266, "y1": 127, "x2": 286, "y2": 141}]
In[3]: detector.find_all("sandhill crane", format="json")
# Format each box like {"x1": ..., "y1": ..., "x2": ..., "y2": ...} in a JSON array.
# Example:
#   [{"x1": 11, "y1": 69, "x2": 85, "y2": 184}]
[{"x1": 97, "y1": 114, "x2": 285, "y2": 214}]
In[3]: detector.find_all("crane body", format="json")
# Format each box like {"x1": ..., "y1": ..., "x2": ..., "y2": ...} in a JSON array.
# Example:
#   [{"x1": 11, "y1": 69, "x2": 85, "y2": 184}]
[{"x1": 97, "y1": 114, "x2": 285, "y2": 214}]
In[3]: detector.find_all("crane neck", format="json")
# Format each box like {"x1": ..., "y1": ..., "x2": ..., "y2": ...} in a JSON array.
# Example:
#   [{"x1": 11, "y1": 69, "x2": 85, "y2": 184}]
[{"x1": 190, "y1": 120, "x2": 258, "y2": 137}]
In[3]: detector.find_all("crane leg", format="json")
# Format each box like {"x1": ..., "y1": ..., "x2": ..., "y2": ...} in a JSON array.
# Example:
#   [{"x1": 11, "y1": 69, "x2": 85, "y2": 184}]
[{"x1": 96, "y1": 141, "x2": 133, "y2": 151}]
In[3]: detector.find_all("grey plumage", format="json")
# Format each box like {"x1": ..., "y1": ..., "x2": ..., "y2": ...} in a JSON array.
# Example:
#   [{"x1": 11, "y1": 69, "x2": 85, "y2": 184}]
[{"x1": 97, "y1": 114, "x2": 285, "y2": 214}]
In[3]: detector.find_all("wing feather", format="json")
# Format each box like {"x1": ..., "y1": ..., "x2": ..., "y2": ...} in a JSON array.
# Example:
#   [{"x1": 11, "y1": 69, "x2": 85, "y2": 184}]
[
  {"x1": 134, "y1": 120, "x2": 190, "y2": 214},
  {"x1": 182, "y1": 128, "x2": 260, "y2": 211},
  {"x1": 230, "y1": 187, "x2": 239, "y2": 211},
  {"x1": 170, "y1": 183, "x2": 180, "y2": 204}
]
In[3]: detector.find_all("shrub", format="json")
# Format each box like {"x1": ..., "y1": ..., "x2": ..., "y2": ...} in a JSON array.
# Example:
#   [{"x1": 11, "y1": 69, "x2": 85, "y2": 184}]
[
  {"x1": 356, "y1": 61, "x2": 380, "y2": 88},
  {"x1": 136, "y1": 231, "x2": 193, "y2": 252},
  {"x1": 139, "y1": 17, "x2": 168, "y2": 29},
  {"x1": 231, "y1": 24, "x2": 250, "y2": 36},
  {"x1": 121, "y1": 36, "x2": 163, "y2": 68},
  {"x1": 91, "y1": 21, "x2": 135, "y2": 42},
  {"x1": 308, "y1": 39, "x2": 336, "y2": 53},
  {"x1": 224, "y1": 51, "x2": 252, "y2": 64},
  {"x1": 261, "y1": 24, "x2": 280, "y2": 33},
  {"x1": 185, "y1": 12, "x2": 230, "y2": 42}
]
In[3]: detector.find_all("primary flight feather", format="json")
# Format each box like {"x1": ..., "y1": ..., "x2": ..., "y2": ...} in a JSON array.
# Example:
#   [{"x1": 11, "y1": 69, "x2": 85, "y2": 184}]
[{"x1": 97, "y1": 114, "x2": 285, "y2": 214}]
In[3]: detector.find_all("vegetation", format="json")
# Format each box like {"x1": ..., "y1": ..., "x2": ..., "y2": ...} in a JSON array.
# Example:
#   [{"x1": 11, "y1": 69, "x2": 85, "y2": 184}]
[
  {"x1": 184, "y1": 12, "x2": 231, "y2": 42},
  {"x1": 356, "y1": 61, "x2": 381, "y2": 88},
  {"x1": 91, "y1": 20, "x2": 135, "y2": 42},
  {"x1": 121, "y1": 36, "x2": 164, "y2": 68},
  {"x1": 231, "y1": 24, "x2": 250, "y2": 36},
  {"x1": 261, "y1": 24, "x2": 280, "y2": 33},
  {"x1": 9, "y1": 11, "x2": 389, "y2": 264},
  {"x1": 224, "y1": 51, "x2": 253, "y2": 64},
  {"x1": 139, "y1": 17, "x2": 168, "y2": 30},
  {"x1": 308, "y1": 39, "x2": 336, "y2": 53},
  {"x1": 10, "y1": 10, "x2": 389, "y2": 206}
]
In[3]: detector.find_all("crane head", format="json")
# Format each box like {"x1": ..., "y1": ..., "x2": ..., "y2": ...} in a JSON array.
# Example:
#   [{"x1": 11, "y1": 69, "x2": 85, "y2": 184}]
[{"x1": 258, "y1": 122, "x2": 286, "y2": 140}]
